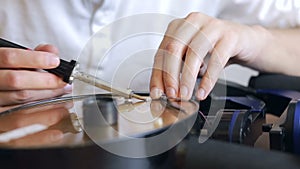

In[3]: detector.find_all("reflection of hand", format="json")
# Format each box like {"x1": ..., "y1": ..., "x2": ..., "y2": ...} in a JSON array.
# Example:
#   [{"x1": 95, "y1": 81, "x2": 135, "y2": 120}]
[
  {"x1": 5, "y1": 129, "x2": 63, "y2": 147},
  {"x1": 0, "y1": 44, "x2": 72, "y2": 106},
  {"x1": 0, "y1": 104, "x2": 70, "y2": 131},
  {"x1": 0, "y1": 102, "x2": 71, "y2": 146},
  {"x1": 150, "y1": 99, "x2": 182, "y2": 128},
  {"x1": 150, "y1": 12, "x2": 268, "y2": 100},
  {"x1": 150, "y1": 100, "x2": 165, "y2": 118}
]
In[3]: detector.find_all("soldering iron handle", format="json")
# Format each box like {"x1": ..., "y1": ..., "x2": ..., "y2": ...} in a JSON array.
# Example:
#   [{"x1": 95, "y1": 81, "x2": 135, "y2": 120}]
[
  {"x1": 0, "y1": 38, "x2": 77, "y2": 84},
  {"x1": 44, "y1": 59, "x2": 77, "y2": 84},
  {"x1": 0, "y1": 38, "x2": 28, "y2": 50}
]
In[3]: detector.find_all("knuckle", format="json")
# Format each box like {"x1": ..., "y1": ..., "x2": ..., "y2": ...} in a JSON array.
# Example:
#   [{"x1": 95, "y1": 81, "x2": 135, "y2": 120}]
[
  {"x1": 185, "y1": 12, "x2": 200, "y2": 21},
  {"x1": 14, "y1": 90, "x2": 33, "y2": 103},
  {"x1": 226, "y1": 28, "x2": 235, "y2": 35},
  {"x1": 45, "y1": 76, "x2": 60, "y2": 88},
  {"x1": 187, "y1": 40, "x2": 208, "y2": 61},
  {"x1": 185, "y1": 12, "x2": 212, "y2": 24},
  {"x1": 165, "y1": 41, "x2": 182, "y2": 56},
  {"x1": 0, "y1": 50, "x2": 17, "y2": 66},
  {"x1": 188, "y1": 41, "x2": 200, "y2": 53},
  {"x1": 167, "y1": 19, "x2": 181, "y2": 30},
  {"x1": 209, "y1": 18, "x2": 222, "y2": 26},
  {"x1": 225, "y1": 29, "x2": 238, "y2": 41},
  {"x1": 163, "y1": 72, "x2": 179, "y2": 86},
  {"x1": 166, "y1": 19, "x2": 184, "y2": 36},
  {"x1": 45, "y1": 77, "x2": 53, "y2": 86},
  {"x1": 6, "y1": 72, "x2": 22, "y2": 89}
]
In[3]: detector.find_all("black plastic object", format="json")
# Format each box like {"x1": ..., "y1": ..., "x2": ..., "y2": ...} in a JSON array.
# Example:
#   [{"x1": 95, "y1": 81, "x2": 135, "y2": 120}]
[
  {"x1": 0, "y1": 38, "x2": 28, "y2": 49},
  {"x1": 269, "y1": 101, "x2": 300, "y2": 154},
  {"x1": 0, "y1": 38, "x2": 77, "y2": 84},
  {"x1": 184, "y1": 136, "x2": 300, "y2": 169},
  {"x1": 211, "y1": 110, "x2": 253, "y2": 144},
  {"x1": 249, "y1": 73, "x2": 300, "y2": 92},
  {"x1": 44, "y1": 59, "x2": 77, "y2": 83}
]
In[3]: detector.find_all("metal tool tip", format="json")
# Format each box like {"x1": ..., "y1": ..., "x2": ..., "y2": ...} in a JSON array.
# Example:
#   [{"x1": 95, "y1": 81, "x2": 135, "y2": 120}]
[{"x1": 131, "y1": 93, "x2": 151, "y2": 102}]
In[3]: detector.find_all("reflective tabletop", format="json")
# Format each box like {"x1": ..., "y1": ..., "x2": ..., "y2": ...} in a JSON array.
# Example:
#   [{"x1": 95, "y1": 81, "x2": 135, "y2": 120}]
[{"x1": 0, "y1": 94, "x2": 199, "y2": 150}]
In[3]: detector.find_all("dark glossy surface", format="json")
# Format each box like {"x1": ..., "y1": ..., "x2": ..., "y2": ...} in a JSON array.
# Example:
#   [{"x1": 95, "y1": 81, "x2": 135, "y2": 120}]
[
  {"x1": 0, "y1": 93, "x2": 299, "y2": 169},
  {"x1": 0, "y1": 94, "x2": 198, "y2": 149}
]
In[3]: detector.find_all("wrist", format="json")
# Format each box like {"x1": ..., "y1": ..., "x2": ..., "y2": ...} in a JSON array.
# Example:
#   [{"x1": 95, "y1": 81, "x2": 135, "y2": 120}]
[{"x1": 244, "y1": 25, "x2": 274, "y2": 71}]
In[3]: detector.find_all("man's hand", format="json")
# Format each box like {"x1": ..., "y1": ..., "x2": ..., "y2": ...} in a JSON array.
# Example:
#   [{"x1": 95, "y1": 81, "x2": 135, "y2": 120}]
[
  {"x1": 0, "y1": 44, "x2": 72, "y2": 106},
  {"x1": 150, "y1": 12, "x2": 268, "y2": 100}
]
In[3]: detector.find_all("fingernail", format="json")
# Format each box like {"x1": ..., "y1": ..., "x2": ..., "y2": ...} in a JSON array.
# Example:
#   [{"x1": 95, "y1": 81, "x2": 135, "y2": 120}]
[
  {"x1": 64, "y1": 84, "x2": 73, "y2": 93},
  {"x1": 166, "y1": 87, "x2": 176, "y2": 98},
  {"x1": 180, "y1": 85, "x2": 189, "y2": 98},
  {"x1": 49, "y1": 55, "x2": 60, "y2": 67},
  {"x1": 150, "y1": 87, "x2": 163, "y2": 99},
  {"x1": 197, "y1": 88, "x2": 206, "y2": 100}
]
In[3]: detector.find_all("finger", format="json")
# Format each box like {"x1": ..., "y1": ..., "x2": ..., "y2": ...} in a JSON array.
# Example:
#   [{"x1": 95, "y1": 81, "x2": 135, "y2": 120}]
[
  {"x1": 180, "y1": 21, "x2": 222, "y2": 99},
  {"x1": 0, "y1": 48, "x2": 60, "y2": 69},
  {"x1": 197, "y1": 35, "x2": 237, "y2": 100},
  {"x1": 0, "y1": 86, "x2": 71, "y2": 106},
  {"x1": 150, "y1": 19, "x2": 183, "y2": 99},
  {"x1": 0, "y1": 70, "x2": 66, "y2": 90},
  {"x1": 162, "y1": 41, "x2": 183, "y2": 98},
  {"x1": 161, "y1": 18, "x2": 201, "y2": 98},
  {"x1": 150, "y1": 49, "x2": 165, "y2": 99},
  {"x1": 34, "y1": 44, "x2": 59, "y2": 55},
  {"x1": 150, "y1": 14, "x2": 213, "y2": 99},
  {"x1": 0, "y1": 107, "x2": 69, "y2": 131},
  {"x1": 8, "y1": 130, "x2": 63, "y2": 147}
]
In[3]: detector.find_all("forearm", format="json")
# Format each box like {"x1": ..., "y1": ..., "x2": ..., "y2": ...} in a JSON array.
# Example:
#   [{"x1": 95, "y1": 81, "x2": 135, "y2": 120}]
[{"x1": 247, "y1": 26, "x2": 300, "y2": 77}]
